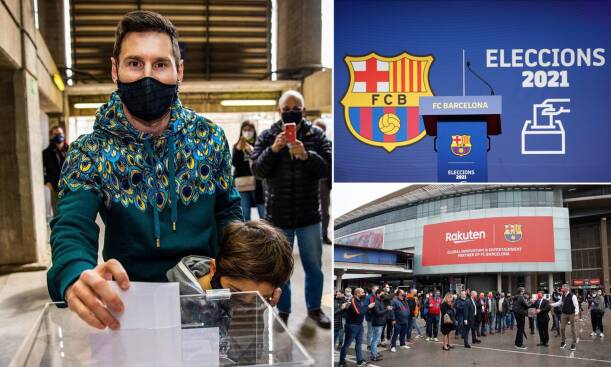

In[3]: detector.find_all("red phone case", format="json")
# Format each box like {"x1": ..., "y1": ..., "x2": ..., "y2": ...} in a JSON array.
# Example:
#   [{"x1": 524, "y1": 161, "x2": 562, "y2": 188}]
[{"x1": 285, "y1": 123, "x2": 296, "y2": 143}]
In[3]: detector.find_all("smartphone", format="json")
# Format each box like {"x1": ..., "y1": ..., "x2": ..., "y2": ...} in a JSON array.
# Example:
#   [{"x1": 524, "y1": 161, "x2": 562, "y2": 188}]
[{"x1": 285, "y1": 123, "x2": 296, "y2": 143}]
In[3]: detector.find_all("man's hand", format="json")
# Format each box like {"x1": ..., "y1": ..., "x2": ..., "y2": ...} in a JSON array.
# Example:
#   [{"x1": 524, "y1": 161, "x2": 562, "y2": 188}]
[
  {"x1": 464, "y1": 320, "x2": 468, "y2": 325},
  {"x1": 65, "y1": 259, "x2": 130, "y2": 330},
  {"x1": 290, "y1": 140, "x2": 308, "y2": 160},
  {"x1": 45, "y1": 182, "x2": 54, "y2": 191},
  {"x1": 341, "y1": 302, "x2": 349, "y2": 310},
  {"x1": 387, "y1": 306, "x2": 393, "y2": 311},
  {"x1": 271, "y1": 132, "x2": 287, "y2": 153},
  {"x1": 368, "y1": 302, "x2": 375, "y2": 309}
]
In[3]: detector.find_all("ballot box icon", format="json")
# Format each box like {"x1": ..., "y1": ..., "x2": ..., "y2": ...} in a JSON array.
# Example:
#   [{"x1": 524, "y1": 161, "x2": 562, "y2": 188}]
[{"x1": 521, "y1": 98, "x2": 571, "y2": 155}]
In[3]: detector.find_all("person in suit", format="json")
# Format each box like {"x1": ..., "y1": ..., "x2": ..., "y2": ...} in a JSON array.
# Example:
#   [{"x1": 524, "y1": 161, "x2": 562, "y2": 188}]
[
  {"x1": 462, "y1": 290, "x2": 481, "y2": 348},
  {"x1": 531, "y1": 290, "x2": 551, "y2": 346}
]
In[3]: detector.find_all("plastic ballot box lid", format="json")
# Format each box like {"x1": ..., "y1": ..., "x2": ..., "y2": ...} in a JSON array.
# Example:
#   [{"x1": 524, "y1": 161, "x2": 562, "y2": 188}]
[{"x1": 9, "y1": 291, "x2": 314, "y2": 367}]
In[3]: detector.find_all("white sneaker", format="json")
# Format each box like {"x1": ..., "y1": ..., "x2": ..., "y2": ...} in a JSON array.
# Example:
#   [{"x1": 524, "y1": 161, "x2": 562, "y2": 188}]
[
  {"x1": 600, "y1": 333, "x2": 605, "y2": 338},
  {"x1": 390, "y1": 347, "x2": 397, "y2": 352},
  {"x1": 434, "y1": 337, "x2": 439, "y2": 342},
  {"x1": 415, "y1": 335, "x2": 421, "y2": 338},
  {"x1": 400, "y1": 345, "x2": 411, "y2": 349},
  {"x1": 591, "y1": 332, "x2": 597, "y2": 336}
]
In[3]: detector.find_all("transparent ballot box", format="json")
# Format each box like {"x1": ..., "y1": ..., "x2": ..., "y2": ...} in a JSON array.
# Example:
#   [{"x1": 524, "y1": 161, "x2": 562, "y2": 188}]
[{"x1": 10, "y1": 291, "x2": 314, "y2": 366}]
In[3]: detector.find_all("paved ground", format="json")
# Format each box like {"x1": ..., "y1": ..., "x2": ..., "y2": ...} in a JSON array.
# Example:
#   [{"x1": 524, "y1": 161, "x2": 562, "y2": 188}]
[
  {"x1": 335, "y1": 312, "x2": 611, "y2": 367},
  {"x1": 0, "y1": 212, "x2": 332, "y2": 366}
]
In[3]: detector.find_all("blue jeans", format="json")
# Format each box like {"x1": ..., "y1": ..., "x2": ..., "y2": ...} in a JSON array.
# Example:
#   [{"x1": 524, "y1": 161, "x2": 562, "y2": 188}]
[
  {"x1": 339, "y1": 323, "x2": 364, "y2": 364},
  {"x1": 369, "y1": 325, "x2": 384, "y2": 358},
  {"x1": 487, "y1": 314, "x2": 495, "y2": 333},
  {"x1": 239, "y1": 191, "x2": 264, "y2": 221},
  {"x1": 495, "y1": 313, "x2": 506, "y2": 331},
  {"x1": 367, "y1": 320, "x2": 374, "y2": 346},
  {"x1": 391, "y1": 322, "x2": 408, "y2": 348},
  {"x1": 506, "y1": 312, "x2": 515, "y2": 328},
  {"x1": 456, "y1": 314, "x2": 464, "y2": 336},
  {"x1": 277, "y1": 223, "x2": 323, "y2": 313},
  {"x1": 427, "y1": 315, "x2": 440, "y2": 338}
]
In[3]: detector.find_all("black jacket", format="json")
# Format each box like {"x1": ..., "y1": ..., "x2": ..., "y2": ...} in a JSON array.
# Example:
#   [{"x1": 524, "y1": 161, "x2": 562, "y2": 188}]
[
  {"x1": 513, "y1": 294, "x2": 530, "y2": 316},
  {"x1": 369, "y1": 297, "x2": 388, "y2": 326},
  {"x1": 532, "y1": 298, "x2": 551, "y2": 322},
  {"x1": 231, "y1": 146, "x2": 264, "y2": 204},
  {"x1": 250, "y1": 120, "x2": 331, "y2": 228},
  {"x1": 463, "y1": 297, "x2": 477, "y2": 326},
  {"x1": 43, "y1": 143, "x2": 68, "y2": 190},
  {"x1": 334, "y1": 298, "x2": 346, "y2": 331}
]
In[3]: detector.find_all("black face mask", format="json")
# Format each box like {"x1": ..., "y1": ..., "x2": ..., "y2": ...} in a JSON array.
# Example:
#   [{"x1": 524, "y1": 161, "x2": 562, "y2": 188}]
[
  {"x1": 117, "y1": 77, "x2": 178, "y2": 123},
  {"x1": 281, "y1": 110, "x2": 303, "y2": 124},
  {"x1": 52, "y1": 134, "x2": 65, "y2": 145}
]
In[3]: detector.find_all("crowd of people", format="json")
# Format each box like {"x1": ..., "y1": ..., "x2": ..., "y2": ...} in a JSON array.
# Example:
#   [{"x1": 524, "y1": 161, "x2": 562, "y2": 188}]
[{"x1": 334, "y1": 283, "x2": 609, "y2": 366}]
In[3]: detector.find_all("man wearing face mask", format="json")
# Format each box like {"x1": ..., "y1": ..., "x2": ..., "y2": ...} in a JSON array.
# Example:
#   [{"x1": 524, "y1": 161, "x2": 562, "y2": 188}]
[
  {"x1": 42, "y1": 126, "x2": 68, "y2": 218},
  {"x1": 250, "y1": 90, "x2": 332, "y2": 328},
  {"x1": 47, "y1": 11, "x2": 243, "y2": 331}
]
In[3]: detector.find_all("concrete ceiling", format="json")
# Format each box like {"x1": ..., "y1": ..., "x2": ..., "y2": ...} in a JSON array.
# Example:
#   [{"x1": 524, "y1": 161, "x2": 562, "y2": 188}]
[{"x1": 69, "y1": 0, "x2": 271, "y2": 83}]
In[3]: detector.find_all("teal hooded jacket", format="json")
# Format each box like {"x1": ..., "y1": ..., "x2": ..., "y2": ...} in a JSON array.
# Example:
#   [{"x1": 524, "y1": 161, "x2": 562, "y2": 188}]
[{"x1": 47, "y1": 92, "x2": 243, "y2": 302}]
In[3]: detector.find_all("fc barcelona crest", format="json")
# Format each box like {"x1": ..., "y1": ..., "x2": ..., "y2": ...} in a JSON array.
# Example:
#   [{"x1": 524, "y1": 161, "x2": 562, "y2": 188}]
[
  {"x1": 504, "y1": 224, "x2": 523, "y2": 243},
  {"x1": 451, "y1": 135, "x2": 472, "y2": 156},
  {"x1": 341, "y1": 52, "x2": 435, "y2": 152}
]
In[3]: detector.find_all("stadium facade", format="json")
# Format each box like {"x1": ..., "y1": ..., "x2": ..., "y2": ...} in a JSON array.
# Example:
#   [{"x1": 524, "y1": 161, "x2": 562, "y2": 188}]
[{"x1": 335, "y1": 185, "x2": 611, "y2": 296}]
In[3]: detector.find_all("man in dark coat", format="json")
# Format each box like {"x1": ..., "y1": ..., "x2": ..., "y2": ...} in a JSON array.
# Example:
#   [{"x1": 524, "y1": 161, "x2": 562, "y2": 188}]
[
  {"x1": 532, "y1": 290, "x2": 551, "y2": 346},
  {"x1": 513, "y1": 287, "x2": 530, "y2": 349},
  {"x1": 42, "y1": 126, "x2": 68, "y2": 217},
  {"x1": 462, "y1": 290, "x2": 481, "y2": 348},
  {"x1": 250, "y1": 90, "x2": 332, "y2": 328}
]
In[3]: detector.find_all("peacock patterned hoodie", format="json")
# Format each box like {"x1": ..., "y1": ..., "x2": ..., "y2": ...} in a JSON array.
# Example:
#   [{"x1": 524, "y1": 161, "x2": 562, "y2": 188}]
[{"x1": 47, "y1": 91, "x2": 243, "y2": 302}]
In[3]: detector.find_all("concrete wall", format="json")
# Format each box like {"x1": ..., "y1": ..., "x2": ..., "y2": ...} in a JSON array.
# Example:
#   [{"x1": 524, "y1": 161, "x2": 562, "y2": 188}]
[
  {"x1": 276, "y1": 0, "x2": 322, "y2": 74},
  {"x1": 0, "y1": 0, "x2": 65, "y2": 266}
]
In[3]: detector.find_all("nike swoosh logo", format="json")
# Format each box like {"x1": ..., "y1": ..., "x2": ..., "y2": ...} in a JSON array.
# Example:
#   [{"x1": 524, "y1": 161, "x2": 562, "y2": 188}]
[{"x1": 343, "y1": 252, "x2": 364, "y2": 259}]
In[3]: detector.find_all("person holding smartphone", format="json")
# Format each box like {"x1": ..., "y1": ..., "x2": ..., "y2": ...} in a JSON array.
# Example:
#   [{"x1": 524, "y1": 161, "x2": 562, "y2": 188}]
[{"x1": 250, "y1": 90, "x2": 332, "y2": 328}]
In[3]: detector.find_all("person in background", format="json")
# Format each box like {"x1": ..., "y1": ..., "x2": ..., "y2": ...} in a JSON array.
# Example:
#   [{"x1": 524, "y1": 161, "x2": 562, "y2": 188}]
[
  {"x1": 312, "y1": 118, "x2": 332, "y2": 245},
  {"x1": 334, "y1": 290, "x2": 348, "y2": 350},
  {"x1": 338, "y1": 288, "x2": 368, "y2": 367},
  {"x1": 381, "y1": 285, "x2": 394, "y2": 347},
  {"x1": 43, "y1": 126, "x2": 68, "y2": 218},
  {"x1": 365, "y1": 285, "x2": 379, "y2": 350},
  {"x1": 531, "y1": 290, "x2": 551, "y2": 347},
  {"x1": 231, "y1": 120, "x2": 264, "y2": 221},
  {"x1": 390, "y1": 289, "x2": 411, "y2": 352},
  {"x1": 551, "y1": 289, "x2": 562, "y2": 337},
  {"x1": 336, "y1": 287, "x2": 353, "y2": 349},
  {"x1": 513, "y1": 287, "x2": 530, "y2": 350},
  {"x1": 462, "y1": 290, "x2": 481, "y2": 348},
  {"x1": 368, "y1": 288, "x2": 391, "y2": 362},
  {"x1": 440, "y1": 292, "x2": 456, "y2": 351},
  {"x1": 406, "y1": 289, "x2": 421, "y2": 342},
  {"x1": 496, "y1": 292, "x2": 508, "y2": 333},
  {"x1": 550, "y1": 284, "x2": 579, "y2": 351},
  {"x1": 250, "y1": 90, "x2": 332, "y2": 328},
  {"x1": 486, "y1": 291, "x2": 497, "y2": 335},
  {"x1": 590, "y1": 289, "x2": 605, "y2": 338},
  {"x1": 478, "y1": 292, "x2": 487, "y2": 337},
  {"x1": 506, "y1": 292, "x2": 515, "y2": 330},
  {"x1": 454, "y1": 290, "x2": 466, "y2": 339},
  {"x1": 425, "y1": 291, "x2": 441, "y2": 342},
  {"x1": 526, "y1": 293, "x2": 536, "y2": 335}
]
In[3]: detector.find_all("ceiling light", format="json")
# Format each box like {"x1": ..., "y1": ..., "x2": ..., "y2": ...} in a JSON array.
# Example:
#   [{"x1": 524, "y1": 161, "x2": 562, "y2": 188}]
[{"x1": 220, "y1": 99, "x2": 277, "y2": 107}]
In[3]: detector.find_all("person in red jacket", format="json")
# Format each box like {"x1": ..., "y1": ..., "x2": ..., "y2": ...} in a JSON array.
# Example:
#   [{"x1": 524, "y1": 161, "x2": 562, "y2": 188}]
[{"x1": 426, "y1": 291, "x2": 442, "y2": 341}]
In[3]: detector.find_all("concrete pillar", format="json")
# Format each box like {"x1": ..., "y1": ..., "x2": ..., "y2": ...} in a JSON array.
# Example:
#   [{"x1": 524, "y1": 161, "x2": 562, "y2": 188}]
[
  {"x1": 548, "y1": 273, "x2": 554, "y2": 292},
  {"x1": 497, "y1": 273, "x2": 502, "y2": 292},
  {"x1": 601, "y1": 217, "x2": 610, "y2": 293},
  {"x1": 276, "y1": 0, "x2": 322, "y2": 78},
  {"x1": 37, "y1": 0, "x2": 66, "y2": 67},
  {"x1": 335, "y1": 270, "x2": 344, "y2": 291},
  {"x1": 507, "y1": 275, "x2": 512, "y2": 294}
]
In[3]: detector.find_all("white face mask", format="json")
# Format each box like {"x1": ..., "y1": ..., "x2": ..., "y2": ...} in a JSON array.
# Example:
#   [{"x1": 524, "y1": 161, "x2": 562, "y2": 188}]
[{"x1": 243, "y1": 131, "x2": 254, "y2": 140}]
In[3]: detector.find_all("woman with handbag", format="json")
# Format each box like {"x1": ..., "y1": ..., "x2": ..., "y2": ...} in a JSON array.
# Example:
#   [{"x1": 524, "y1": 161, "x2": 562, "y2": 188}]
[
  {"x1": 232, "y1": 121, "x2": 264, "y2": 220},
  {"x1": 441, "y1": 293, "x2": 456, "y2": 351}
]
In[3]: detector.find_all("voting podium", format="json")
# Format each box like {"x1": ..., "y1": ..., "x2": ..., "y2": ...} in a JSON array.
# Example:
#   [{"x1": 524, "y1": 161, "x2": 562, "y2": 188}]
[
  {"x1": 10, "y1": 292, "x2": 313, "y2": 367},
  {"x1": 420, "y1": 96, "x2": 502, "y2": 182}
]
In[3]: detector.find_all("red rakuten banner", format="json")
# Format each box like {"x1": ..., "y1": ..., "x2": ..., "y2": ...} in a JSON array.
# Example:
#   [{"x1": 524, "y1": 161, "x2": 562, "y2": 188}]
[{"x1": 422, "y1": 216, "x2": 554, "y2": 266}]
